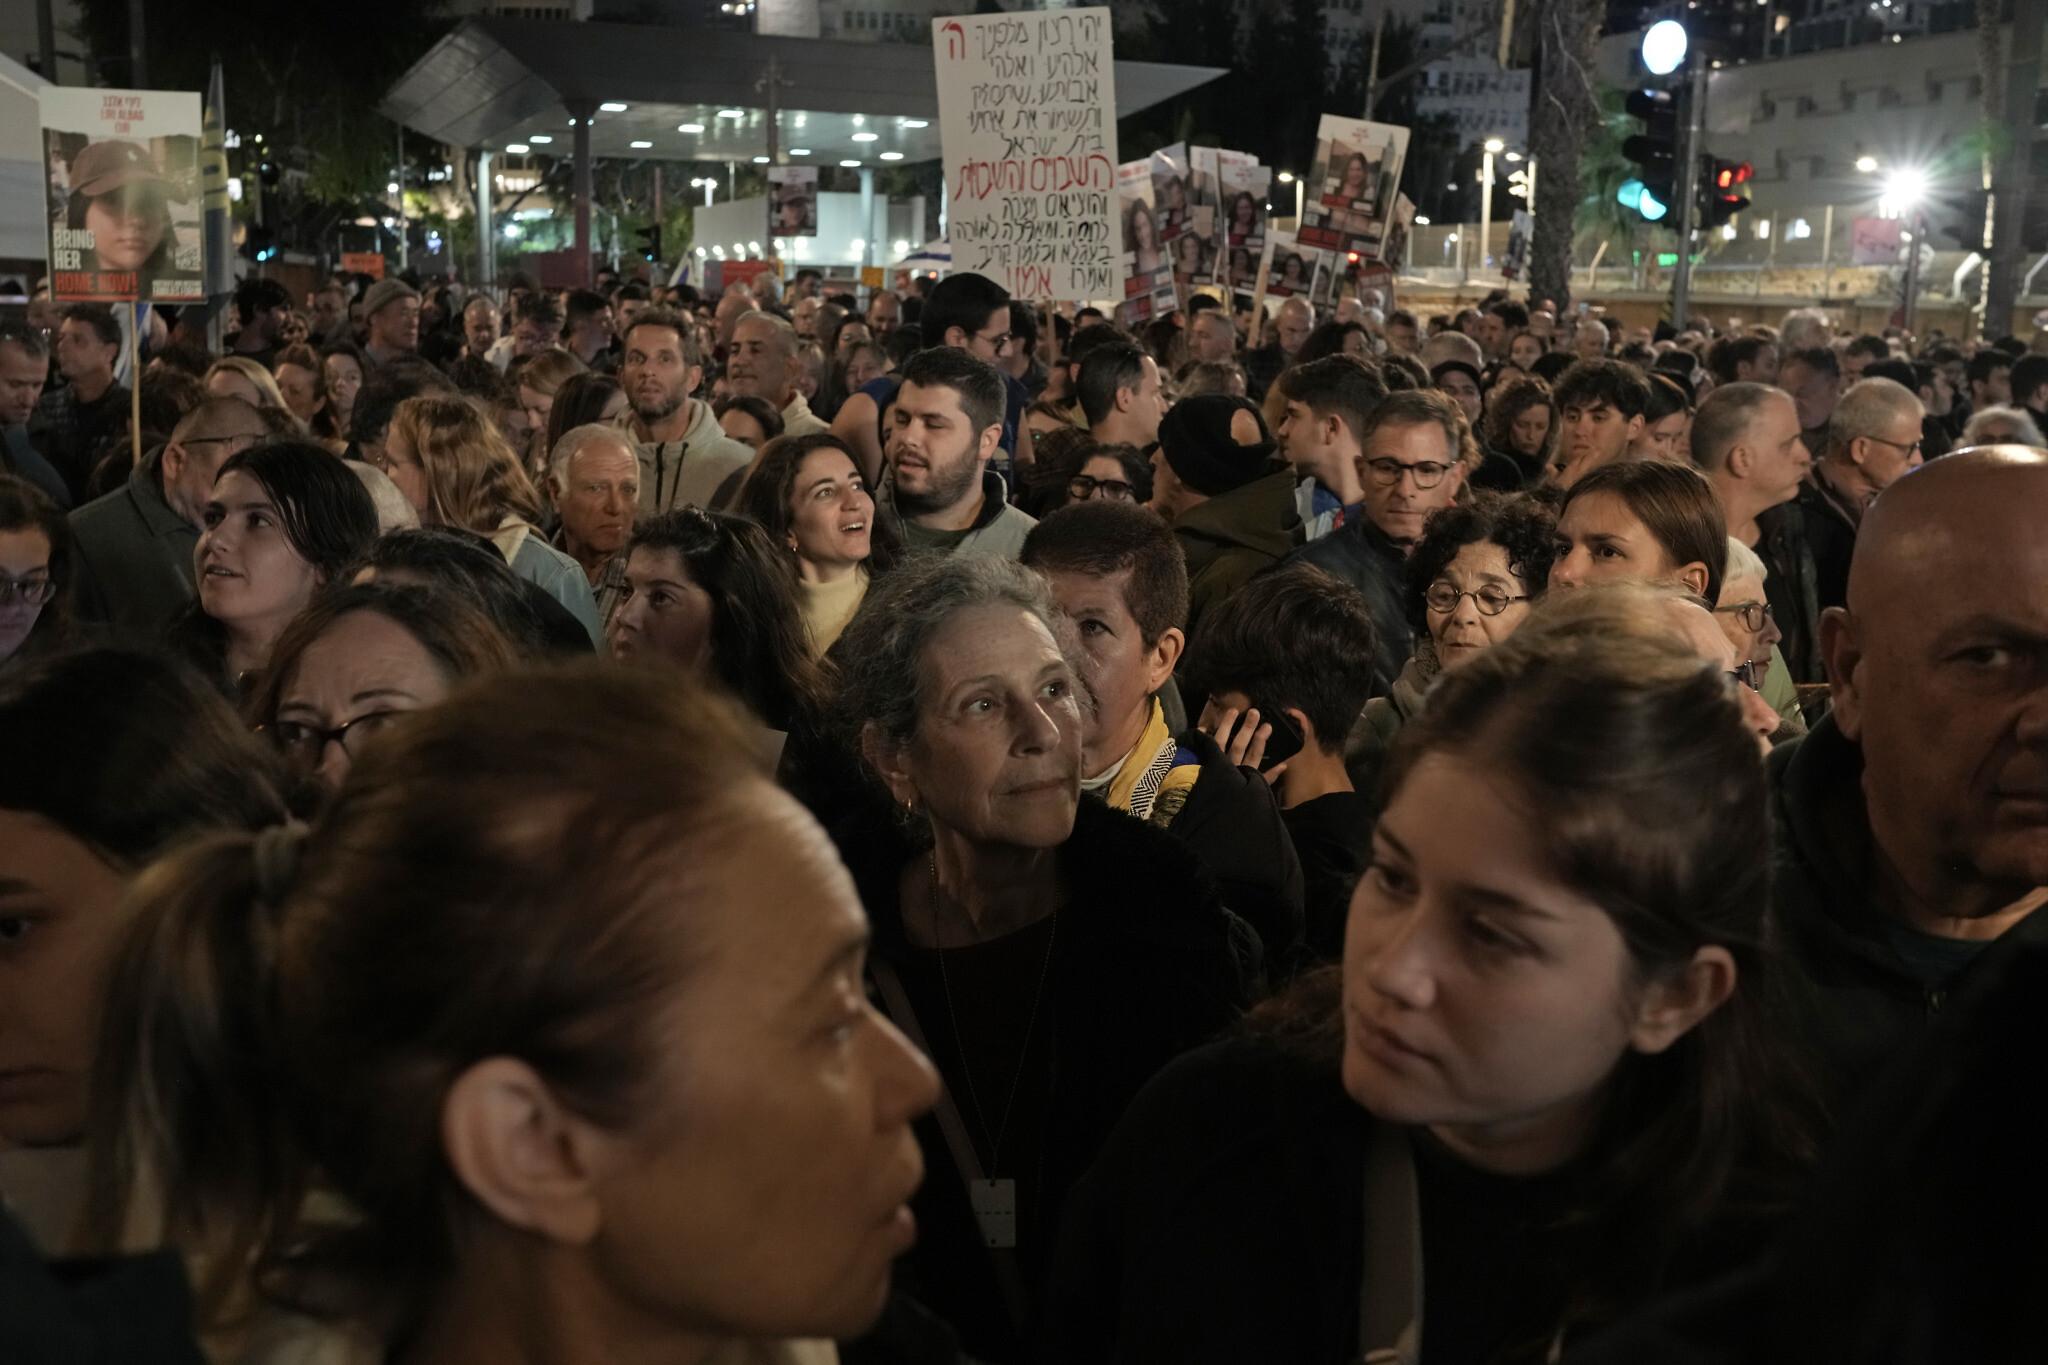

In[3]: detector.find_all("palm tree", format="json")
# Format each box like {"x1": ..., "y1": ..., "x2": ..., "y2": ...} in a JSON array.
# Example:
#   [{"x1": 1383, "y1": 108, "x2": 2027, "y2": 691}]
[{"x1": 1526, "y1": 0, "x2": 1604, "y2": 311}]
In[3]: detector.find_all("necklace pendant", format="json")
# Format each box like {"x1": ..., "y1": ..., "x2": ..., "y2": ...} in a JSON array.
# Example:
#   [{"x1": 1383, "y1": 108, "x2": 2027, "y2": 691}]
[{"x1": 970, "y1": 1177, "x2": 1018, "y2": 1249}]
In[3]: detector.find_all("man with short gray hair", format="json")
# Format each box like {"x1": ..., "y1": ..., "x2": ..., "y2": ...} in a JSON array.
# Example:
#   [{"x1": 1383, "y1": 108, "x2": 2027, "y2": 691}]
[
  {"x1": 1780, "y1": 307, "x2": 1834, "y2": 353},
  {"x1": 1800, "y1": 377, "x2": 1926, "y2": 612},
  {"x1": 548, "y1": 422, "x2": 641, "y2": 637},
  {"x1": 726, "y1": 310, "x2": 829, "y2": 437}
]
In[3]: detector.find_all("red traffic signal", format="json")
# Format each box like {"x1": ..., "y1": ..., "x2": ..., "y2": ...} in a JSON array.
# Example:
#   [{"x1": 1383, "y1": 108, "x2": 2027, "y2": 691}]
[{"x1": 1712, "y1": 160, "x2": 1753, "y2": 191}]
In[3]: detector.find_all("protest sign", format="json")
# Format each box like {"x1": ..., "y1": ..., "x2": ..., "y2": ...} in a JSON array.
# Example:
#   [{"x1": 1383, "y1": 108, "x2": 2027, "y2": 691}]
[
  {"x1": 933, "y1": 7, "x2": 1120, "y2": 301},
  {"x1": 1298, "y1": 115, "x2": 1409, "y2": 261},
  {"x1": 1184, "y1": 146, "x2": 1221, "y2": 285},
  {"x1": 768, "y1": 165, "x2": 818, "y2": 237},
  {"x1": 1117, "y1": 157, "x2": 1179, "y2": 325},
  {"x1": 41, "y1": 87, "x2": 204, "y2": 303},
  {"x1": 1218, "y1": 151, "x2": 1270, "y2": 303}
]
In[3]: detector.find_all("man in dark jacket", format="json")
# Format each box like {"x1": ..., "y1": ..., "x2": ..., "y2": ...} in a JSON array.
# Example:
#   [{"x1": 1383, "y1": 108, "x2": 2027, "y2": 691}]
[
  {"x1": 1797, "y1": 376, "x2": 1926, "y2": 614},
  {"x1": 67, "y1": 396, "x2": 266, "y2": 637},
  {"x1": 1770, "y1": 446, "x2": 2048, "y2": 1107},
  {"x1": 1023, "y1": 499, "x2": 1305, "y2": 967},
  {"x1": 1147, "y1": 393, "x2": 1299, "y2": 640},
  {"x1": 1283, "y1": 388, "x2": 1471, "y2": 698},
  {"x1": 27, "y1": 304, "x2": 127, "y2": 501}
]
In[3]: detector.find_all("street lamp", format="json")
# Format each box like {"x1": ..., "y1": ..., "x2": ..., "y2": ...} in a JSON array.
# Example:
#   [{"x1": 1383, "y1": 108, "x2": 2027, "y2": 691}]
[
  {"x1": 1277, "y1": 170, "x2": 1303, "y2": 224},
  {"x1": 690, "y1": 176, "x2": 716, "y2": 207},
  {"x1": 1477, "y1": 138, "x2": 1507, "y2": 281},
  {"x1": 1642, "y1": 19, "x2": 1689, "y2": 76},
  {"x1": 1883, "y1": 166, "x2": 1931, "y2": 333}
]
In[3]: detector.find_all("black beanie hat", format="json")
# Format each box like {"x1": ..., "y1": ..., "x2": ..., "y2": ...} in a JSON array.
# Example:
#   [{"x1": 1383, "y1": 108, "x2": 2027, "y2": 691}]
[{"x1": 1157, "y1": 394, "x2": 1277, "y2": 497}]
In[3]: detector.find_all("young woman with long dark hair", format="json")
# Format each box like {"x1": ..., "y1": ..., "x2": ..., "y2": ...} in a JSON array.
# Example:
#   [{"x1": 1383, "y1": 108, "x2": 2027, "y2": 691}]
[{"x1": 1040, "y1": 594, "x2": 1818, "y2": 1364}]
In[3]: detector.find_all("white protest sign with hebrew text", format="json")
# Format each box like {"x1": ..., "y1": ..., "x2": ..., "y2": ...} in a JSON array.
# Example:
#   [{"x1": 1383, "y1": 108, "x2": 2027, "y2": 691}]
[{"x1": 934, "y1": 7, "x2": 1121, "y2": 302}]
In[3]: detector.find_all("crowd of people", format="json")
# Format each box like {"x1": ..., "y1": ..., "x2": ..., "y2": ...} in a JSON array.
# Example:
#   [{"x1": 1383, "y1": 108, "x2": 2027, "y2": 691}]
[{"x1": 2, "y1": 257, "x2": 2045, "y2": 1365}]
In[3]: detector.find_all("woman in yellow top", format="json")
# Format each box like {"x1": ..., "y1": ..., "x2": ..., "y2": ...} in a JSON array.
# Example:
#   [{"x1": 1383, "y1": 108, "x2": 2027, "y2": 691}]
[{"x1": 739, "y1": 433, "x2": 901, "y2": 657}]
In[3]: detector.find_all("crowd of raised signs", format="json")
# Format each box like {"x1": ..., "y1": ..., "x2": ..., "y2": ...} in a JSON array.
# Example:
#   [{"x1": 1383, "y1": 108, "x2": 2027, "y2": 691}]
[{"x1": 1, "y1": 259, "x2": 2044, "y2": 1365}]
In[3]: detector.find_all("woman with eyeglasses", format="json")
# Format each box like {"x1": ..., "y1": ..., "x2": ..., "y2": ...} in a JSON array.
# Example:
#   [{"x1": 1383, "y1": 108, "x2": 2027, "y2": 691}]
[
  {"x1": 245, "y1": 581, "x2": 520, "y2": 801},
  {"x1": 1716, "y1": 536, "x2": 1804, "y2": 733},
  {"x1": 737, "y1": 433, "x2": 902, "y2": 657},
  {"x1": 1061, "y1": 441, "x2": 1151, "y2": 510},
  {"x1": 0, "y1": 475, "x2": 68, "y2": 674},
  {"x1": 1345, "y1": 492, "x2": 1558, "y2": 795}
]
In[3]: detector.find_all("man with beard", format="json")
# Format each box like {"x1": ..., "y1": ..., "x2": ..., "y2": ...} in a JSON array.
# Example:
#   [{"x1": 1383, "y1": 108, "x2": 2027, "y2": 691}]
[
  {"x1": 875, "y1": 346, "x2": 1035, "y2": 558},
  {"x1": 615, "y1": 307, "x2": 751, "y2": 517}
]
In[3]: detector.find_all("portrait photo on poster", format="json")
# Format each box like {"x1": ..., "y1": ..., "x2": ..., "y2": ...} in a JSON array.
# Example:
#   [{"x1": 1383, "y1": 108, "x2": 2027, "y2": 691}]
[
  {"x1": 40, "y1": 87, "x2": 203, "y2": 303},
  {"x1": 1150, "y1": 141, "x2": 1189, "y2": 243},
  {"x1": 767, "y1": 165, "x2": 819, "y2": 238},
  {"x1": 1299, "y1": 116, "x2": 1410, "y2": 260}
]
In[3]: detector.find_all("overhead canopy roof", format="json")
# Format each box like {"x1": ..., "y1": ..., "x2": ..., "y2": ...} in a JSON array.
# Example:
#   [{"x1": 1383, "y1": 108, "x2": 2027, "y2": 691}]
[{"x1": 381, "y1": 18, "x2": 1224, "y2": 166}]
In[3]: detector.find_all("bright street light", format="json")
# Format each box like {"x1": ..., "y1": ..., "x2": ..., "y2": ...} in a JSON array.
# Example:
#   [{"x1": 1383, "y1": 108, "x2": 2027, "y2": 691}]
[
  {"x1": 1276, "y1": 171, "x2": 1296, "y2": 184},
  {"x1": 1642, "y1": 19, "x2": 1688, "y2": 76},
  {"x1": 1484, "y1": 137, "x2": 1505, "y2": 154}
]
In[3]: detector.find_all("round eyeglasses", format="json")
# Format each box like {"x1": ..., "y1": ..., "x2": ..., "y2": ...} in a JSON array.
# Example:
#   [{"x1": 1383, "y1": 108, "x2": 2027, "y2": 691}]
[
  {"x1": 1424, "y1": 580, "x2": 1529, "y2": 617},
  {"x1": 1714, "y1": 600, "x2": 1775, "y2": 633}
]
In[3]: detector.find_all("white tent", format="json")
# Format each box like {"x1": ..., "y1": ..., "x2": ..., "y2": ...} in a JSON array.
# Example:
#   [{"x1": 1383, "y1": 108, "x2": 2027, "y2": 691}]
[{"x1": 0, "y1": 51, "x2": 50, "y2": 283}]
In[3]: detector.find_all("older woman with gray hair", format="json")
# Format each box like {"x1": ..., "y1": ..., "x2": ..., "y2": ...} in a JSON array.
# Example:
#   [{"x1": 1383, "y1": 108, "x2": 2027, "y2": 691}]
[
  {"x1": 1959, "y1": 404, "x2": 2046, "y2": 449},
  {"x1": 826, "y1": 553, "x2": 1251, "y2": 1365}
]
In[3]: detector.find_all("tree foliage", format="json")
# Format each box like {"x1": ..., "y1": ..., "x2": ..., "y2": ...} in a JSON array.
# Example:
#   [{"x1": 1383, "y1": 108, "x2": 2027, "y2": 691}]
[{"x1": 72, "y1": 0, "x2": 454, "y2": 203}]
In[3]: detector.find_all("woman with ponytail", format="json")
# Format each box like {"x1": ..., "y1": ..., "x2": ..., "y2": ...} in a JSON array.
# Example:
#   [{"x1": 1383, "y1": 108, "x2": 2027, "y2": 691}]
[{"x1": 86, "y1": 662, "x2": 938, "y2": 1365}]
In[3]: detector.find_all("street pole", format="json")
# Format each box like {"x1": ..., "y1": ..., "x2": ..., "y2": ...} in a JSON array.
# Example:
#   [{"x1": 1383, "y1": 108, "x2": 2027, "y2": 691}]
[
  {"x1": 1671, "y1": 51, "x2": 1707, "y2": 329},
  {"x1": 395, "y1": 124, "x2": 409, "y2": 271},
  {"x1": 476, "y1": 149, "x2": 495, "y2": 290},
  {"x1": 36, "y1": 0, "x2": 56, "y2": 80},
  {"x1": 571, "y1": 101, "x2": 595, "y2": 287},
  {"x1": 1479, "y1": 145, "x2": 1497, "y2": 278},
  {"x1": 1902, "y1": 210, "x2": 1924, "y2": 335},
  {"x1": 1821, "y1": 201, "x2": 1834, "y2": 302}
]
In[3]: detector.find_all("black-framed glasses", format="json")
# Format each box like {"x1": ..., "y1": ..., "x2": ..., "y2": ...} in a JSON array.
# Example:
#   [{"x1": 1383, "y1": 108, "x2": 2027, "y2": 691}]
[
  {"x1": 1424, "y1": 580, "x2": 1528, "y2": 617},
  {"x1": 1363, "y1": 457, "x2": 1455, "y2": 489},
  {"x1": 1726, "y1": 661, "x2": 1765, "y2": 693},
  {"x1": 975, "y1": 330, "x2": 1014, "y2": 352},
  {"x1": 259, "y1": 710, "x2": 408, "y2": 764},
  {"x1": 0, "y1": 576, "x2": 56, "y2": 606},
  {"x1": 1068, "y1": 475, "x2": 1137, "y2": 502},
  {"x1": 1863, "y1": 434, "x2": 1924, "y2": 457},
  {"x1": 181, "y1": 432, "x2": 265, "y2": 449},
  {"x1": 1714, "y1": 600, "x2": 1775, "y2": 632}
]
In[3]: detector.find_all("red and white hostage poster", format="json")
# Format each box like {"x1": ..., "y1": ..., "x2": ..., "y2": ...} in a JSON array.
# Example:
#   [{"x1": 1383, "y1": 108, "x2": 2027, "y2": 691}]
[
  {"x1": 1297, "y1": 114, "x2": 1410, "y2": 262},
  {"x1": 41, "y1": 86, "x2": 204, "y2": 303},
  {"x1": 1116, "y1": 157, "x2": 1179, "y2": 326}
]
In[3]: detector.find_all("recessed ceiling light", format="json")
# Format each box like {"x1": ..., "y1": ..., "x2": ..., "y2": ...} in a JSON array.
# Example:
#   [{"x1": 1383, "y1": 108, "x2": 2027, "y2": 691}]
[
  {"x1": 718, "y1": 108, "x2": 745, "y2": 119},
  {"x1": 840, "y1": 159, "x2": 862, "y2": 168},
  {"x1": 879, "y1": 151, "x2": 904, "y2": 161},
  {"x1": 852, "y1": 132, "x2": 879, "y2": 143},
  {"x1": 901, "y1": 118, "x2": 929, "y2": 129},
  {"x1": 528, "y1": 135, "x2": 553, "y2": 144},
  {"x1": 789, "y1": 147, "x2": 811, "y2": 156},
  {"x1": 505, "y1": 143, "x2": 529, "y2": 153},
  {"x1": 630, "y1": 140, "x2": 653, "y2": 149},
  {"x1": 599, "y1": 101, "x2": 629, "y2": 112},
  {"x1": 752, "y1": 155, "x2": 770, "y2": 164}
]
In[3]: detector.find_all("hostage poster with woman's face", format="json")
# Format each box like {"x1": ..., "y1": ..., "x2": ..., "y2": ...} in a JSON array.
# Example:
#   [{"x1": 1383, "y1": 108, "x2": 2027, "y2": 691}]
[
  {"x1": 1297, "y1": 115, "x2": 1409, "y2": 262},
  {"x1": 41, "y1": 87, "x2": 203, "y2": 303}
]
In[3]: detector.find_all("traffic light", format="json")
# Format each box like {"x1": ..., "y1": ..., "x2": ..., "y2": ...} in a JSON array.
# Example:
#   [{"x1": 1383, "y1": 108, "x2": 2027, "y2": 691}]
[
  {"x1": 1698, "y1": 157, "x2": 1752, "y2": 231},
  {"x1": 635, "y1": 223, "x2": 662, "y2": 262},
  {"x1": 1618, "y1": 88, "x2": 1679, "y2": 225}
]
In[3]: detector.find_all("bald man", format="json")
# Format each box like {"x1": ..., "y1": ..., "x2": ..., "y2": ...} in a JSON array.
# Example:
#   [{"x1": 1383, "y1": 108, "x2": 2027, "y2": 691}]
[
  {"x1": 1243, "y1": 297, "x2": 1313, "y2": 402},
  {"x1": 1771, "y1": 447, "x2": 2048, "y2": 1102}
]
